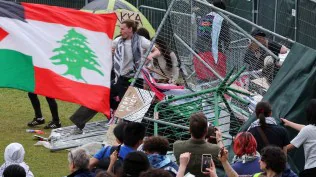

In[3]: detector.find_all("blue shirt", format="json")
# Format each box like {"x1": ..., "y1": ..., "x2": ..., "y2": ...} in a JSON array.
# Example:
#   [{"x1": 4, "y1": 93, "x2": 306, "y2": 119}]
[{"x1": 94, "y1": 145, "x2": 134, "y2": 160}]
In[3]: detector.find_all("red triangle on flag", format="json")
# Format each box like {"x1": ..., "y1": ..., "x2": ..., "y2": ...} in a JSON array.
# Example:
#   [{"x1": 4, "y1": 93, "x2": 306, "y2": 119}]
[{"x1": 0, "y1": 28, "x2": 8, "y2": 42}]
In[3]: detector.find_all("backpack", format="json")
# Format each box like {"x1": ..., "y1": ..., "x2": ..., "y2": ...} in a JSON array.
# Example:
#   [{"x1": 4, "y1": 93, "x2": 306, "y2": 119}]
[{"x1": 96, "y1": 145, "x2": 123, "y2": 172}]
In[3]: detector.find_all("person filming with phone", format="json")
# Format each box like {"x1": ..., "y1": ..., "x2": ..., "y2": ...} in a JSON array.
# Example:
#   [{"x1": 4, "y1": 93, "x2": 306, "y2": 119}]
[{"x1": 173, "y1": 112, "x2": 221, "y2": 177}]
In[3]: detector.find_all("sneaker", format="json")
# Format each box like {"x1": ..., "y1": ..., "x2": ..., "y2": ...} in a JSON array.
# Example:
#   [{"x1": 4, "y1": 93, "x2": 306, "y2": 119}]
[
  {"x1": 70, "y1": 126, "x2": 83, "y2": 135},
  {"x1": 27, "y1": 117, "x2": 45, "y2": 127},
  {"x1": 44, "y1": 121, "x2": 61, "y2": 129}
]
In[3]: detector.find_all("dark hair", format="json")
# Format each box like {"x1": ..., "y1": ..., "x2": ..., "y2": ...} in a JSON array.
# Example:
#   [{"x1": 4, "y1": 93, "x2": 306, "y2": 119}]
[
  {"x1": 113, "y1": 122, "x2": 128, "y2": 144},
  {"x1": 306, "y1": 99, "x2": 316, "y2": 125},
  {"x1": 122, "y1": 19, "x2": 139, "y2": 33},
  {"x1": 155, "y1": 38, "x2": 173, "y2": 70},
  {"x1": 206, "y1": 125, "x2": 217, "y2": 144},
  {"x1": 260, "y1": 146, "x2": 286, "y2": 174},
  {"x1": 255, "y1": 101, "x2": 272, "y2": 128},
  {"x1": 143, "y1": 136, "x2": 169, "y2": 155},
  {"x1": 137, "y1": 27, "x2": 150, "y2": 40},
  {"x1": 233, "y1": 132, "x2": 257, "y2": 157},
  {"x1": 96, "y1": 170, "x2": 115, "y2": 177},
  {"x1": 140, "y1": 169, "x2": 172, "y2": 177},
  {"x1": 3, "y1": 164, "x2": 26, "y2": 177},
  {"x1": 121, "y1": 151, "x2": 150, "y2": 177},
  {"x1": 123, "y1": 122, "x2": 146, "y2": 147},
  {"x1": 189, "y1": 112, "x2": 208, "y2": 139},
  {"x1": 213, "y1": 0, "x2": 226, "y2": 10}
]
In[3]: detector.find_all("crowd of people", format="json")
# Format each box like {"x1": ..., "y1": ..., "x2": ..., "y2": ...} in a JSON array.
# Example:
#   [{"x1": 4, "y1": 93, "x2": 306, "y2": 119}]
[
  {"x1": 2, "y1": 99, "x2": 316, "y2": 177},
  {"x1": 6, "y1": 1, "x2": 312, "y2": 177}
]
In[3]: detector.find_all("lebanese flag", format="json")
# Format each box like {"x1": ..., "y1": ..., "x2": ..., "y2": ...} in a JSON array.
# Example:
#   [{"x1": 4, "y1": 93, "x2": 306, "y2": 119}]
[{"x1": 0, "y1": 1, "x2": 116, "y2": 116}]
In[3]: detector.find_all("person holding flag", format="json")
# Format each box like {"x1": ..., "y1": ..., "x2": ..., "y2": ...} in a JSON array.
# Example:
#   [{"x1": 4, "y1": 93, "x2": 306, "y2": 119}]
[{"x1": 68, "y1": 19, "x2": 160, "y2": 134}]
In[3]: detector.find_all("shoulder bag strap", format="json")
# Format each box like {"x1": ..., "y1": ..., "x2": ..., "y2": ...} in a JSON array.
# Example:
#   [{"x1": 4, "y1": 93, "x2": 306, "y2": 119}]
[{"x1": 257, "y1": 126, "x2": 270, "y2": 146}]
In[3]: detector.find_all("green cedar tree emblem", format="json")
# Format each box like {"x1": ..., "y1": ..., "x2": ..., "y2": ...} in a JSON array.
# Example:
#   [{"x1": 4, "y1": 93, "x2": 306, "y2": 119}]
[{"x1": 50, "y1": 28, "x2": 104, "y2": 82}]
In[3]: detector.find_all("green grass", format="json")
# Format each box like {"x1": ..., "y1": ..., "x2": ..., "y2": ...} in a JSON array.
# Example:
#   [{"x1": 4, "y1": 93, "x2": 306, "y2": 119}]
[{"x1": 0, "y1": 89, "x2": 105, "y2": 177}]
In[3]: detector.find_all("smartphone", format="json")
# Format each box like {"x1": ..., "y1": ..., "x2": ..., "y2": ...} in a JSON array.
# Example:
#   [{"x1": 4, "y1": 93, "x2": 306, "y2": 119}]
[{"x1": 201, "y1": 154, "x2": 212, "y2": 173}]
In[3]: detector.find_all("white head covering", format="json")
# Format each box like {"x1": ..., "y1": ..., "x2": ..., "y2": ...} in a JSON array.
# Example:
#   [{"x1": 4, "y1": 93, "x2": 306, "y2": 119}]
[{"x1": 0, "y1": 143, "x2": 34, "y2": 177}]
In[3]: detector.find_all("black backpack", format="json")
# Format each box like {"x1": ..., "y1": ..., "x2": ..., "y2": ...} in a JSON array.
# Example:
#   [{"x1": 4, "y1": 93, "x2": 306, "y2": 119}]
[{"x1": 96, "y1": 145, "x2": 123, "y2": 172}]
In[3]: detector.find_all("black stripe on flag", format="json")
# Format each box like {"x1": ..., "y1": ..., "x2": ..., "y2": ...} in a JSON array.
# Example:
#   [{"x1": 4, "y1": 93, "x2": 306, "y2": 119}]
[{"x1": 0, "y1": 0, "x2": 25, "y2": 22}]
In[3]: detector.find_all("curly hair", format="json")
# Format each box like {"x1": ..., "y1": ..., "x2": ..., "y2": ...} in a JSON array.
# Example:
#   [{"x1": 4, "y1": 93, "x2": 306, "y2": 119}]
[
  {"x1": 140, "y1": 169, "x2": 172, "y2": 177},
  {"x1": 260, "y1": 146, "x2": 286, "y2": 174},
  {"x1": 233, "y1": 132, "x2": 257, "y2": 157},
  {"x1": 143, "y1": 136, "x2": 169, "y2": 155}
]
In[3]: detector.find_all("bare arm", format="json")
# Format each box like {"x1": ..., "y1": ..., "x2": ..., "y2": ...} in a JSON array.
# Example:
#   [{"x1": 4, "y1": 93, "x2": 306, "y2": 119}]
[
  {"x1": 176, "y1": 152, "x2": 191, "y2": 177},
  {"x1": 283, "y1": 146, "x2": 288, "y2": 155},
  {"x1": 222, "y1": 161, "x2": 239, "y2": 177},
  {"x1": 280, "y1": 45, "x2": 288, "y2": 54},
  {"x1": 219, "y1": 149, "x2": 239, "y2": 177},
  {"x1": 107, "y1": 150, "x2": 118, "y2": 173},
  {"x1": 88, "y1": 157, "x2": 99, "y2": 171},
  {"x1": 281, "y1": 118, "x2": 305, "y2": 131},
  {"x1": 286, "y1": 144, "x2": 296, "y2": 152},
  {"x1": 215, "y1": 128, "x2": 224, "y2": 149},
  {"x1": 204, "y1": 159, "x2": 218, "y2": 177},
  {"x1": 147, "y1": 46, "x2": 160, "y2": 60},
  {"x1": 170, "y1": 52, "x2": 179, "y2": 83}
]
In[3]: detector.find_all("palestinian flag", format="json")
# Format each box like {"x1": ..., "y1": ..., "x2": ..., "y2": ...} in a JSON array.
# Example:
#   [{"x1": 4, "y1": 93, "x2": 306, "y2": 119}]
[{"x1": 0, "y1": 1, "x2": 116, "y2": 116}]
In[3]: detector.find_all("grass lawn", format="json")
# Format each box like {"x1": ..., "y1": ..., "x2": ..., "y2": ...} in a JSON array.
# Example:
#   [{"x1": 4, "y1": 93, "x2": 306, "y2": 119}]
[{"x1": 0, "y1": 88, "x2": 105, "y2": 177}]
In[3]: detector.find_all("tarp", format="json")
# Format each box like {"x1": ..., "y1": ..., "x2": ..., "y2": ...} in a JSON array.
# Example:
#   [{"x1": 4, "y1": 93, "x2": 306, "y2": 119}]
[{"x1": 240, "y1": 42, "x2": 316, "y2": 172}]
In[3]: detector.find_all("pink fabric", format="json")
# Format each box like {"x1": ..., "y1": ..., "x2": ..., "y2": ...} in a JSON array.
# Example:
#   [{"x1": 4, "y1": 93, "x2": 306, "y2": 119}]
[{"x1": 141, "y1": 69, "x2": 184, "y2": 100}]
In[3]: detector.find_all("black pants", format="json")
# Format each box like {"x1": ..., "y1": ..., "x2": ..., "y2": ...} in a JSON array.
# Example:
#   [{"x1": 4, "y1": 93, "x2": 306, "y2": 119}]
[
  {"x1": 28, "y1": 92, "x2": 59, "y2": 122},
  {"x1": 110, "y1": 77, "x2": 143, "y2": 110},
  {"x1": 69, "y1": 77, "x2": 143, "y2": 129}
]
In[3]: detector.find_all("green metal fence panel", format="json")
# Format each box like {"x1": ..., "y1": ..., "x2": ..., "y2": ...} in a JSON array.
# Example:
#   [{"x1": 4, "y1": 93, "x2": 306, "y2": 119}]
[
  {"x1": 297, "y1": 0, "x2": 316, "y2": 49},
  {"x1": 226, "y1": 0, "x2": 253, "y2": 32}
]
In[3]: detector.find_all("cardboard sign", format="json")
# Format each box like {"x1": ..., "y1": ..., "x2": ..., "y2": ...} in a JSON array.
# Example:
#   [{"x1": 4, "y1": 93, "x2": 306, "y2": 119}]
[{"x1": 115, "y1": 86, "x2": 155, "y2": 122}]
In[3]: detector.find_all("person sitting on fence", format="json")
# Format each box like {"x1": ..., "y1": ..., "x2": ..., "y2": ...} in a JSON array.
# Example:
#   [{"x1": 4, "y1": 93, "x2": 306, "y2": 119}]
[
  {"x1": 244, "y1": 29, "x2": 288, "y2": 83},
  {"x1": 0, "y1": 143, "x2": 34, "y2": 177},
  {"x1": 247, "y1": 101, "x2": 289, "y2": 153},
  {"x1": 282, "y1": 99, "x2": 316, "y2": 177},
  {"x1": 173, "y1": 112, "x2": 221, "y2": 177},
  {"x1": 143, "y1": 136, "x2": 178, "y2": 177},
  {"x1": 89, "y1": 122, "x2": 146, "y2": 171},
  {"x1": 67, "y1": 148, "x2": 94, "y2": 177},
  {"x1": 147, "y1": 38, "x2": 180, "y2": 85}
]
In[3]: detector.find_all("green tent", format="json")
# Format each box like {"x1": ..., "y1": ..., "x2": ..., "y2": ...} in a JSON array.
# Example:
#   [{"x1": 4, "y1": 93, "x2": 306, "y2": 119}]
[{"x1": 82, "y1": 0, "x2": 155, "y2": 38}]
